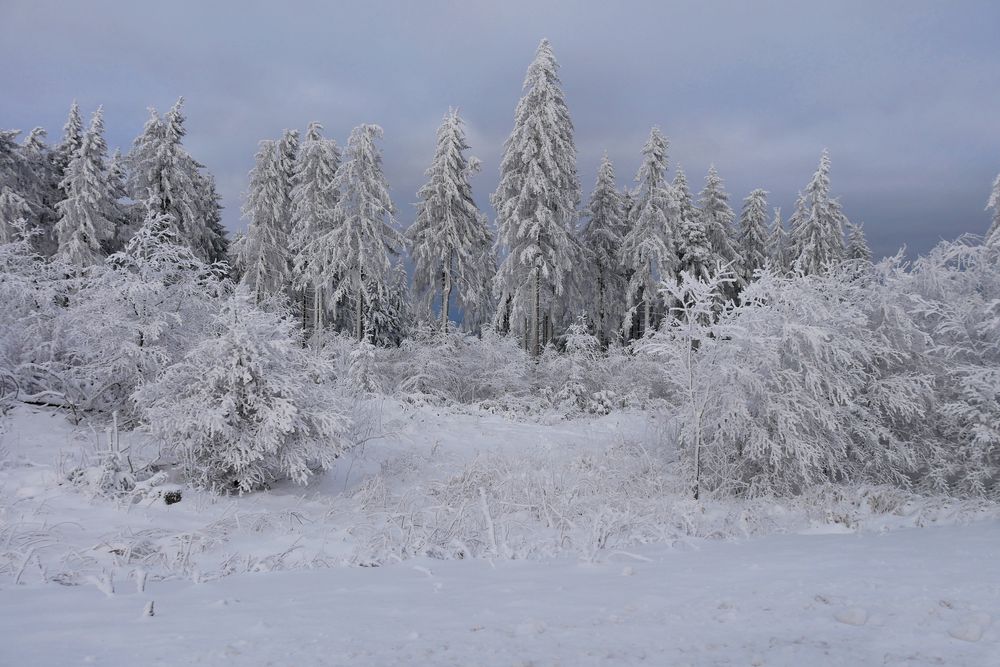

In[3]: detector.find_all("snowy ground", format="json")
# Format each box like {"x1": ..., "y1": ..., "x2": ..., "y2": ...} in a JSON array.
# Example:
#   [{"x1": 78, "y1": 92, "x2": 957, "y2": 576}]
[{"x1": 2, "y1": 403, "x2": 999, "y2": 666}]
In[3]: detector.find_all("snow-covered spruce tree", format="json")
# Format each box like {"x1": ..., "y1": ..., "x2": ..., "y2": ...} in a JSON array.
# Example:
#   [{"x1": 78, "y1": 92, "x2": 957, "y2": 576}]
[
  {"x1": 790, "y1": 150, "x2": 847, "y2": 274},
  {"x1": 134, "y1": 287, "x2": 349, "y2": 492},
  {"x1": 53, "y1": 102, "x2": 84, "y2": 194},
  {"x1": 106, "y1": 148, "x2": 135, "y2": 252},
  {"x1": 737, "y1": 188, "x2": 769, "y2": 282},
  {"x1": 580, "y1": 153, "x2": 627, "y2": 346},
  {"x1": 365, "y1": 259, "x2": 412, "y2": 346},
  {"x1": 699, "y1": 165, "x2": 739, "y2": 271},
  {"x1": 19, "y1": 128, "x2": 61, "y2": 255},
  {"x1": 235, "y1": 140, "x2": 293, "y2": 303},
  {"x1": 290, "y1": 122, "x2": 341, "y2": 336},
  {"x1": 492, "y1": 39, "x2": 580, "y2": 356},
  {"x1": 619, "y1": 127, "x2": 678, "y2": 337},
  {"x1": 846, "y1": 222, "x2": 873, "y2": 263},
  {"x1": 54, "y1": 108, "x2": 118, "y2": 268},
  {"x1": 768, "y1": 207, "x2": 790, "y2": 272},
  {"x1": 673, "y1": 166, "x2": 713, "y2": 283},
  {"x1": 125, "y1": 99, "x2": 227, "y2": 262},
  {"x1": 409, "y1": 109, "x2": 494, "y2": 335},
  {"x1": 319, "y1": 124, "x2": 404, "y2": 342},
  {"x1": 0, "y1": 188, "x2": 31, "y2": 245},
  {"x1": 985, "y1": 173, "x2": 1000, "y2": 246}
]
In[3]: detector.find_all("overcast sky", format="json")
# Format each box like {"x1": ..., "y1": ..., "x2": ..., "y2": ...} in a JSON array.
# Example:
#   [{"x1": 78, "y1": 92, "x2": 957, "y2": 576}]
[{"x1": 2, "y1": 0, "x2": 999, "y2": 258}]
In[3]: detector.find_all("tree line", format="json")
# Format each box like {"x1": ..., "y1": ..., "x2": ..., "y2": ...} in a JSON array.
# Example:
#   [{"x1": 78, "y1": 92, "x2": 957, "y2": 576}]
[{"x1": 3, "y1": 40, "x2": 998, "y2": 357}]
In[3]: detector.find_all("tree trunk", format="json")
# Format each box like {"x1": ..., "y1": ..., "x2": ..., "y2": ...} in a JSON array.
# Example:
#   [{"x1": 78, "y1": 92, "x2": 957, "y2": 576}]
[
  {"x1": 531, "y1": 270, "x2": 541, "y2": 357},
  {"x1": 355, "y1": 271, "x2": 364, "y2": 342},
  {"x1": 643, "y1": 297, "x2": 651, "y2": 337},
  {"x1": 597, "y1": 270, "x2": 606, "y2": 348},
  {"x1": 441, "y1": 254, "x2": 452, "y2": 336}
]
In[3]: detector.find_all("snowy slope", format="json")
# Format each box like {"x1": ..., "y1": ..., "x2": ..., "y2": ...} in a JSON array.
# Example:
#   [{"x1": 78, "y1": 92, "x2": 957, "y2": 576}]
[{"x1": 2, "y1": 404, "x2": 999, "y2": 665}]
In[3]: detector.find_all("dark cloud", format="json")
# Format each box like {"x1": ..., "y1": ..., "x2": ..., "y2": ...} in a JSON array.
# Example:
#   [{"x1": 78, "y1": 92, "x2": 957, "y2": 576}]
[{"x1": 2, "y1": 0, "x2": 998, "y2": 257}]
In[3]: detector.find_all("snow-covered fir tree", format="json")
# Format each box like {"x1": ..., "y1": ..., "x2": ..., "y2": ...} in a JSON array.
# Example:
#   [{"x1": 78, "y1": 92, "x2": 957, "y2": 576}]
[
  {"x1": 790, "y1": 150, "x2": 847, "y2": 274},
  {"x1": 846, "y1": 222, "x2": 873, "y2": 262},
  {"x1": 320, "y1": 124, "x2": 404, "y2": 342},
  {"x1": 699, "y1": 165, "x2": 739, "y2": 272},
  {"x1": 235, "y1": 140, "x2": 293, "y2": 303},
  {"x1": 54, "y1": 108, "x2": 118, "y2": 267},
  {"x1": 290, "y1": 122, "x2": 341, "y2": 335},
  {"x1": 0, "y1": 187, "x2": 31, "y2": 244},
  {"x1": 619, "y1": 127, "x2": 678, "y2": 336},
  {"x1": 580, "y1": 152, "x2": 627, "y2": 346},
  {"x1": 492, "y1": 39, "x2": 580, "y2": 356},
  {"x1": 124, "y1": 99, "x2": 227, "y2": 262},
  {"x1": 737, "y1": 188, "x2": 770, "y2": 282},
  {"x1": 769, "y1": 207, "x2": 790, "y2": 272},
  {"x1": 134, "y1": 287, "x2": 350, "y2": 492},
  {"x1": 673, "y1": 166, "x2": 713, "y2": 283},
  {"x1": 106, "y1": 148, "x2": 133, "y2": 252},
  {"x1": 409, "y1": 109, "x2": 494, "y2": 335},
  {"x1": 986, "y1": 173, "x2": 1000, "y2": 246},
  {"x1": 53, "y1": 102, "x2": 83, "y2": 193},
  {"x1": 19, "y1": 127, "x2": 61, "y2": 254}
]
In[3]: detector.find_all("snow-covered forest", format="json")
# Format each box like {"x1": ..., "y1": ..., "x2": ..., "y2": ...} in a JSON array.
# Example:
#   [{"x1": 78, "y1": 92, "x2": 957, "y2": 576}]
[{"x1": 2, "y1": 37, "x2": 1000, "y2": 666}]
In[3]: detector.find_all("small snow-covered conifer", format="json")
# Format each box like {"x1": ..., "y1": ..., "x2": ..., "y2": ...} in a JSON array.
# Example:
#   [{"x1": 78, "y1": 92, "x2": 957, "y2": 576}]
[
  {"x1": 619, "y1": 127, "x2": 678, "y2": 336},
  {"x1": 699, "y1": 166, "x2": 738, "y2": 270},
  {"x1": 846, "y1": 222, "x2": 873, "y2": 263},
  {"x1": 134, "y1": 288, "x2": 350, "y2": 492},
  {"x1": 674, "y1": 166, "x2": 713, "y2": 283},
  {"x1": 580, "y1": 153, "x2": 627, "y2": 345},
  {"x1": 790, "y1": 150, "x2": 847, "y2": 274},
  {"x1": 125, "y1": 99, "x2": 227, "y2": 262},
  {"x1": 235, "y1": 140, "x2": 293, "y2": 302},
  {"x1": 768, "y1": 207, "x2": 790, "y2": 272},
  {"x1": 737, "y1": 189, "x2": 769, "y2": 282},
  {"x1": 54, "y1": 108, "x2": 118, "y2": 267}
]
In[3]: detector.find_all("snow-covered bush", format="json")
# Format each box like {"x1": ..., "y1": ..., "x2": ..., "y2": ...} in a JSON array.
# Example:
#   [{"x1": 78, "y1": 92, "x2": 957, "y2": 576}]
[
  {"x1": 891, "y1": 239, "x2": 1000, "y2": 497},
  {"x1": 32, "y1": 205, "x2": 226, "y2": 417},
  {"x1": 643, "y1": 267, "x2": 925, "y2": 498},
  {"x1": 391, "y1": 326, "x2": 532, "y2": 407},
  {"x1": 134, "y1": 288, "x2": 350, "y2": 492}
]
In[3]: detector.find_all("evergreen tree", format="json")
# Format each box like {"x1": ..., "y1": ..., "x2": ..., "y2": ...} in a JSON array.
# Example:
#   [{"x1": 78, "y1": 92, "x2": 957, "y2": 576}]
[
  {"x1": 125, "y1": 99, "x2": 227, "y2": 262},
  {"x1": 20, "y1": 128, "x2": 61, "y2": 254},
  {"x1": 492, "y1": 39, "x2": 580, "y2": 356},
  {"x1": 699, "y1": 165, "x2": 739, "y2": 271},
  {"x1": 790, "y1": 150, "x2": 847, "y2": 274},
  {"x1": 290, "y1": 122, "x2": 341, "y2": 335},
  {"x1": 738, "y1": 188, "x2": 770, "y2": 282},
  {"x1": 846, "y1": 222, "x2": 873, "y2": 262},
  {"x1": 986, "y1": 174, "x2": 1000, "y2": 246},
  {"x1": 106, "y1": 148, "x2": 134, "y2": 252},
  {"x1": 769, "y1": 207, "x2": 790, "y2": 272},
  {"x1": 235, "y1": 140, "x2": 292, "y2": 302},
  {"x1": 54, "y1": 102, "x2": 84, "y2": 192},
  {"x1": 54, "y1": 108, "x2": 117, "y2": 267},
  {"x1": 409, "y1": 109, "x2": 494, "y2": 335},
  {"x1": 619, "y1": 127, "x2": 678, "y2": 336},
  {"x1": 674, "y1": 166, "x2": 713, "y2": 282},
  {"x1": 580, "y1": 152, "x2": 627, "y2": 346},
  {"x1": 0, "y1": 187, "x2": 31, "y2": 244},
  {"x1": 320, "y1": 124, "x2": 403, "y2": 342},
  {"x1": 134, "y1": 288, "x2": 350, "y2": 492}
]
